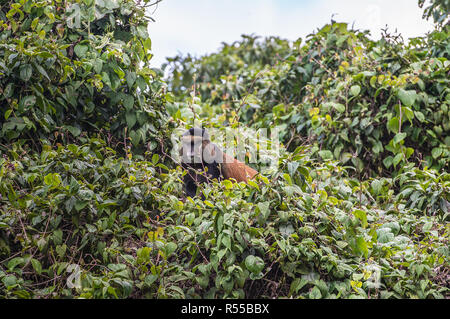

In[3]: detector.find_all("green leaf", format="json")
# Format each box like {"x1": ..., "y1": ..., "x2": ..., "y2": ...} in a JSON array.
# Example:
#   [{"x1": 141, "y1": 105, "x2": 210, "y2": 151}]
[
  {"x1": 283, "y1": 173, "x2": 292, "y2": 185},
  {"x1": 128, "y1": 130, "x2": 140, "y2": 145},
  {"x1": 69, "y1": 176, "x2": 80, "y2": 193},
  {"x1": 393, "y1": 132, "x2": 407, "y2": 145},
  {"x1": 318, "y1": 150, "x2": 333, "y2": 160},
  {"x1": 20, "y1": 64, "x2": 32, "y2": 81},
  {"x1": 387, "y1": 117, "x2": 399, "y2": 134},
  {"x1": 257, "y1": 202, "x2": 270, "y2": 220},
  {"x1": 8, "y1": 257, "x2": 24, "y2": 271},
  {"x1": 93, "y1": 58, "x2": 103, "y2": 73},
  {"x1": 31, "y1": 259, "x2": 42, "y2": 275},
  {"x1": 2, "y1": 275, "x2": 17, "y2": 288},
  {"x1": 3, "y1": 83, "x2": 14, "y2": 98},
  {"x1": 405, "y1": 147, "x2": 414, "y2": 159},
  {"x1": 332, "y1": 103, "x2": 346, "y2": 113},
  {"x1": 372, "y1": 141, "x2": 383, "y2": 154},
  {"x1": 290, "y1": 278, "x2": 308, "y2": 296},
  {"x1": 74, "y1": 200, "x2": 88, "y2": 212},
  {"x1": 383, "y1": 156, "x2": 393, "y2": 169},
  {"x1": 222, "y1": 235, "x2": 231, "y2": 250},
  {"x1": 244, "y1": 255, "x2": 264, "y2": 274},
  {"x1": 247, "y1": 180, "x2": 259, "y2": 190},
  {"x1": 123, "y1": 94, "x2": 134, "y2": 111},
  {"x1": 431, "y1": 147, "x2": 442, "y2": 159},
  {"x1": 74, "y1": 44, "x2": 88, "y2": 58},
  {"x1": 31, "y1": 17, "x2": 39, "y2": 30},
  {"x1": 204, "y1": 200, "x2": 214, "y2": 208},
  {"x1": 144, "y1": 274, "x2": 158, "y2": 287},
  {"x1": 66, "y1": 125, "x2": 81, "y2": 137},
  {"x1": 44, "y1": 173, "x2": 53, "y2": 186},
  {"x1": 5, "y1": 109, "x2": 13, "y2": 120},
  {"x1": 126, "y1": 71, "x2": 137, "y2": 88},
  {"x1": 370, "y1": 76, "x2": 377, "y2": 88},
  {"x1": 309, "y1": 286, "x2": 322, "y2": 299},
  {"x1": 222, "y1": 179, "x2": 233, "y2": 189},
  {"x1": 152, "y1": 153, "x2": 159, "y2": 164},
  {"x1": 353, "y1": 209, "x2": 368, "y2": 228},
  {"x1": 340, "y1": 152, "x2": 352, "y2": 164},
  {"x1": 56, "y1": 244, "x2": 67, "y2": 258},
  {"x1": 35, "y1": 64, "x2": 50, "y2": 81},
  {"x1": 393, "y1": 153, "x2": 403, "y2": 167},
  {"x1": 414, "y1": 111, "x2": 426, "y2": 122},
  {"x1": 19, "y1": 95, "x2": 36, "y2": 112},
  {"x1": 398, "y1": 89, "x2": 416, "y2": 107},
  {"x1": 101, "y1": 71, "x2": 111, "y2": 87},
  {"x1": 143, "y1": 38, "x2": 152, "y2": 51},
  {"x1": 371, "y1": 179, "x2": 383, "y2": 195},
  {"x1": 38, "y1": 52, "x2": 54, "y2": 59},
  {"x1": 164, "y1": 242, "x2": 177, "y2": 256},
  {"x1": 109, "y1": 72, "x2": 121, "y2": 90},
  {"x1": 402, "y1": 107, "x2": 414, "y2": 123},
  {"x1": 287, "y1": 161, "x2": 300, "y2": 177},
  {"x1": 136, "y1": 76, "x2": 147, "y2": 91},
  {"x1": 53, "y1": 229, "x2": 63, "y2": 245},
  {"x1": 352, "y1": 157, "x2": 364, "y2": 172},
  {"x1": 350, "y1": 85, "x2": 361, "y2": 96},
  {"x1": 125, "y1": 111, "x2": 136, "y2": 129},
  {"x1": 356, "y1": 236, "x2": 369, "y2": 258},
  {"x1": 377, "y1": 228, "x2": 394, "y2": 243}
]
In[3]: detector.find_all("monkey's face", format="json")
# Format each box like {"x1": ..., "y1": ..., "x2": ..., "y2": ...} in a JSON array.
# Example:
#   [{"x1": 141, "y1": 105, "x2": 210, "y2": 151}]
[
  {"x1": 180, "y1": 135, "x2": 204, "y2": 165},
  {"x1": 180, "y1": 127, "x2": 222, "y2": 168}
]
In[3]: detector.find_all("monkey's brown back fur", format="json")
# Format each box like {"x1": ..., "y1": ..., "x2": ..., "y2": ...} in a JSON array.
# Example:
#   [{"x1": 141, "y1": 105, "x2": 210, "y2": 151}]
[{"x1": 221, "y1": 152, "x2": 258, "y2": 183}]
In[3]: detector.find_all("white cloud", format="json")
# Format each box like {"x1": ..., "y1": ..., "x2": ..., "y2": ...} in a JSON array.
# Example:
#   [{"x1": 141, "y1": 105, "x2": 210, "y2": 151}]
[{"x1": 147, "y1": 0, "x2": 435, "y2": 67}]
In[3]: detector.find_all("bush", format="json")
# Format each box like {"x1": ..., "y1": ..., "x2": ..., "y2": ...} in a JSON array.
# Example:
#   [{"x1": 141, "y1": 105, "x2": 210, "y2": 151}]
[
  {"x1": 0, "y1": 0, "x2": 170, "y2": 153},
  {"x1": 164, "y1": 23, "x2": 450, "y2": 175},
  {"x1": 0, "y1": 0, "x2": 448, "y2": 299},
  {"x1": 1, "y1": 140, "x2": 448, "y2": 298}
]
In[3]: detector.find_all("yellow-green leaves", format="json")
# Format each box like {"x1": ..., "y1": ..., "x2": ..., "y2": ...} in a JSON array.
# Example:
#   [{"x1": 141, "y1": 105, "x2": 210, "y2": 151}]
[
  {"x1": 352, "y1": 209, "x2": 368, "y2": 228},
  {"x1": 222, "y1": 179, "x2": 233, "y2": 190},
  {"x1": 43, "y1": 173, "x2": 61, "y2": 187},
  {"x1": 204, "y1": 200, "x2": 215, "y2": 208}
]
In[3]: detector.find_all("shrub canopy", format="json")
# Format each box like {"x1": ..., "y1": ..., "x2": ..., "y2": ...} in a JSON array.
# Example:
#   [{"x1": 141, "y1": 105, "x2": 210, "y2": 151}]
[{"x1": 0, "y1": 0, "x2": 449, "y2": 299}]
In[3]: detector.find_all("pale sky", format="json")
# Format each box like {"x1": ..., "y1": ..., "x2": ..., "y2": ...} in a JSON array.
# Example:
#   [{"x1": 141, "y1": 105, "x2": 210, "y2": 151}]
[{"x1": 147, "y1": 0, "x2": 436, "y2": 67}]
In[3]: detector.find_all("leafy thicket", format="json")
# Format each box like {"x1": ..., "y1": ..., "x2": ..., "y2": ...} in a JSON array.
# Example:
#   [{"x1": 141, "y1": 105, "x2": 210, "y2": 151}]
[
  {"x1": 1, "y1": 139, "x2": 448, "y2": 298},
  {"x1": 164, "y1": 23, "x2": 450, "y2": 176},
  {"x1": 0, "y1": 0, "x2": 170, "y2": 153},
  {"x1": 0, "y1": 0, "x2": 449, "y2": 299}
]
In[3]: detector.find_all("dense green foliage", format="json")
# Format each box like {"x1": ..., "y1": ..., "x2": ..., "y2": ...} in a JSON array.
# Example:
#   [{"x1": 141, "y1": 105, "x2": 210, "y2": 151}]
[
  {"x1": 0, "y1": 0, "x2": 170, "y2": 153},
  {"x1": 1, "y1": 139, "x2": 448, "y2": 298},
  {"x1": 164, "y1": 24, "x2": 450, "y2": 176},
  {"x1": 0, "y1": 0, "x2": 449, "y2": 299}
]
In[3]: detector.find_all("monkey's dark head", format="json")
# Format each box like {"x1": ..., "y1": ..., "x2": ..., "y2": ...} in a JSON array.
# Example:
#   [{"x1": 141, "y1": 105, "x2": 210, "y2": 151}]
[
  {"x1": 179, "y1": 127, "x2": 222, "y2": 198},
  {"x1": 180, "y1": 127, "x2": 210, "y2": 167}
]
